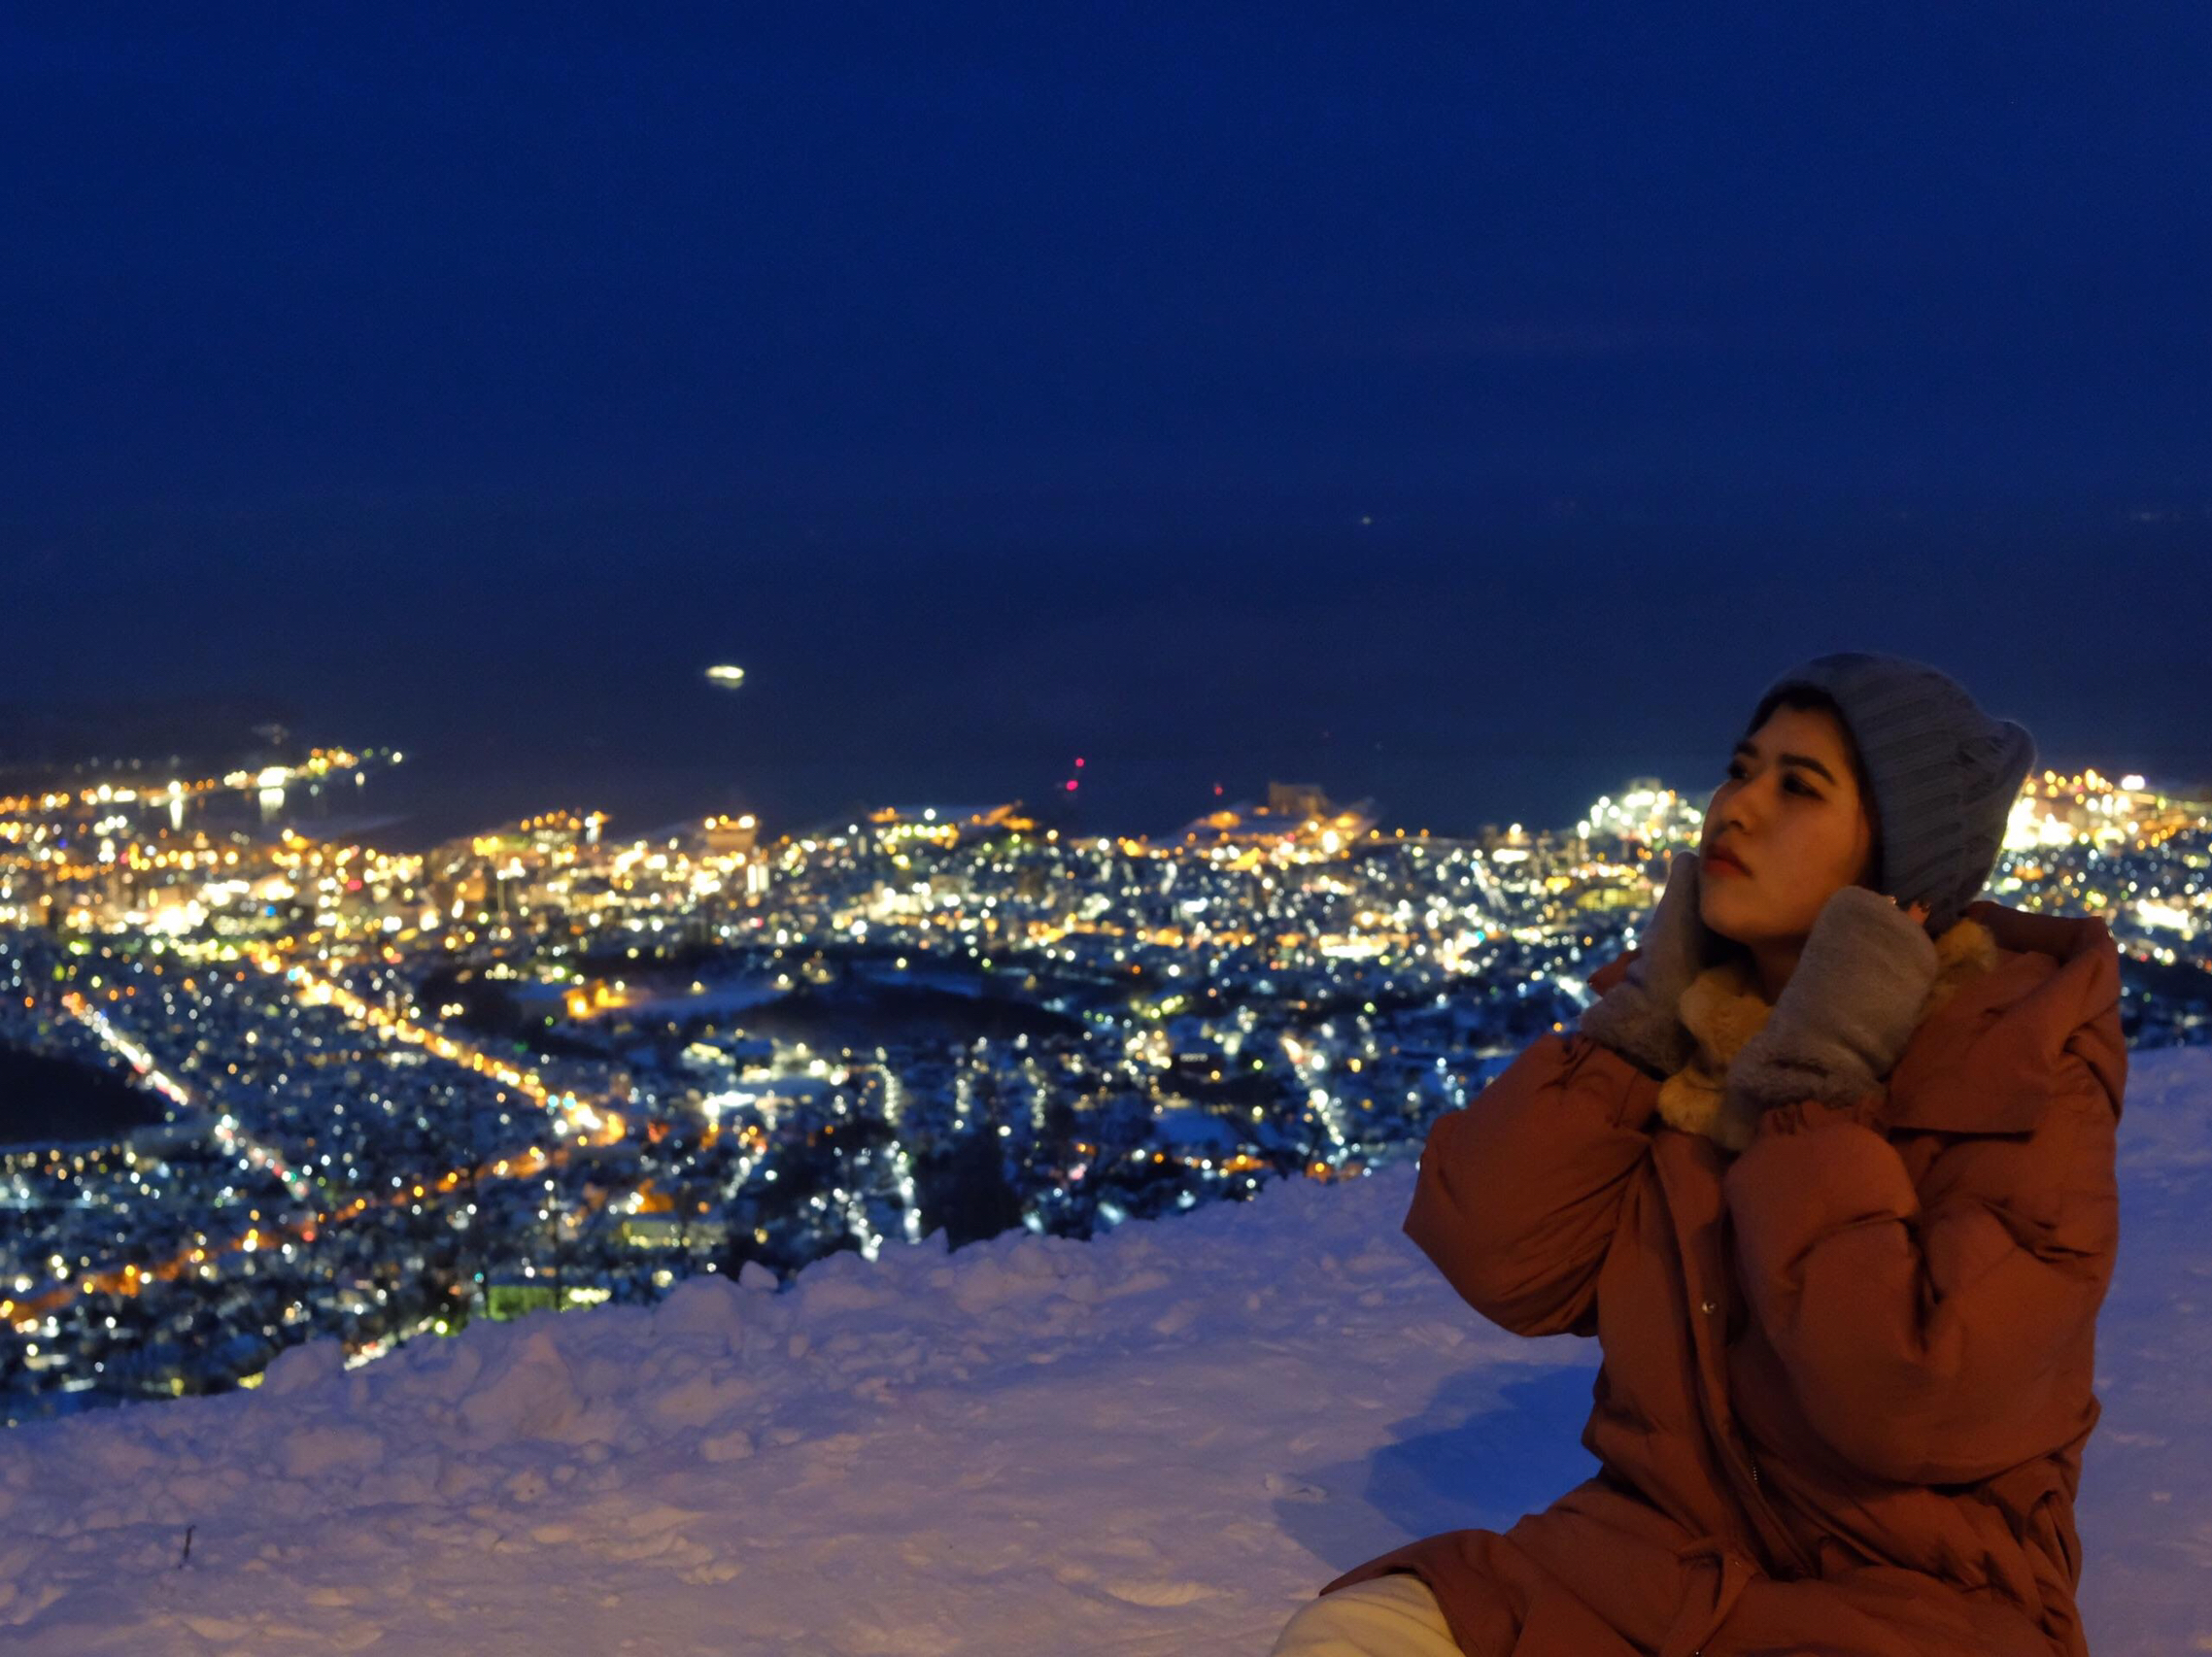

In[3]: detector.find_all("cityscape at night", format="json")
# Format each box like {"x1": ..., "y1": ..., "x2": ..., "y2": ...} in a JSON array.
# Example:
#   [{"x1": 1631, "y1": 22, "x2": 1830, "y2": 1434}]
[{"x1": 4, "y1": 741, "x2": 2206, "y2": 1419}]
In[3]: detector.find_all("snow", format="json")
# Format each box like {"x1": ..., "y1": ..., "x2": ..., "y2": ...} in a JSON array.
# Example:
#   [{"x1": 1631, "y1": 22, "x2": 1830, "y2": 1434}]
[
  {"x1": 1153, "y1": 1106, "x2": 1240, "y2": 1149},
  {"x1": 2, "y1": 1049, "x2": 2206, "y2": 1655},
  {"x1": 619, "y1": 980, "x2": 785, "y2": 1020}
]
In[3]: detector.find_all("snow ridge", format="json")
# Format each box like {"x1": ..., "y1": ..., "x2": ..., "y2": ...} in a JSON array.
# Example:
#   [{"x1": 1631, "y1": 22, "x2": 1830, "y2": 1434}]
[{"x1": 2, "y1": 1050, "x2": 2208, "y2": 1655}]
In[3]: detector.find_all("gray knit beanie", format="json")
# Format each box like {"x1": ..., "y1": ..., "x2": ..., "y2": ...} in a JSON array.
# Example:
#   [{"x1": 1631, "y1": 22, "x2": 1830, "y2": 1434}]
[{"x1": 1741, "y1": 651, "x2": 2037, "y2": 937}]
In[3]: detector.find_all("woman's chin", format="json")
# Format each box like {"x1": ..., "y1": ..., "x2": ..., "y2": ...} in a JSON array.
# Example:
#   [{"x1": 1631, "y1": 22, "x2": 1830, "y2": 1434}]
[{"x1": 1698, "y1": 890, "x2": 1754, "y2": 941}]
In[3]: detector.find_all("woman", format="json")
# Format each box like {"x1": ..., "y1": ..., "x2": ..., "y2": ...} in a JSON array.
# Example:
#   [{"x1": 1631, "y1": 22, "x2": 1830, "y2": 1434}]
[{"x1": 1270, "y1": 651, "x2": 2123, "y2": 1657}]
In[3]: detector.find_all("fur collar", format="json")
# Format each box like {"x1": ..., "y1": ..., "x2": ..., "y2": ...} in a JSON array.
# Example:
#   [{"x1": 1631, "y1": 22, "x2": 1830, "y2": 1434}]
[{"x1": 1657, "y1": 916, "x2": 2002, "y2": 1152}]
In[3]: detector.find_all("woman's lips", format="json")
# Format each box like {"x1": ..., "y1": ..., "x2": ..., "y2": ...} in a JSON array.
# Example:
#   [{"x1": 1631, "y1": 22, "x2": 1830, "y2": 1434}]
[{"x1": 1704, "y1": 850, "x2": 1748, "y2": 876}]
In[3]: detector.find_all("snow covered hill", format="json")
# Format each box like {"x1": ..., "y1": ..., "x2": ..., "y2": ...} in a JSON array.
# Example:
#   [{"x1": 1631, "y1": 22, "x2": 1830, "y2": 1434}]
[{"x1": 3, "y1": 1047, "x2": 2208, "y2": 1656}]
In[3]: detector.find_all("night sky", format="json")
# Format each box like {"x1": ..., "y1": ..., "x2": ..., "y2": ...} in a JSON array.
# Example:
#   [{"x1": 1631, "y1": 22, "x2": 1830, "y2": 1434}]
[{"x1": 5, "y1": 6, "x2": 2206, "y2": 842}]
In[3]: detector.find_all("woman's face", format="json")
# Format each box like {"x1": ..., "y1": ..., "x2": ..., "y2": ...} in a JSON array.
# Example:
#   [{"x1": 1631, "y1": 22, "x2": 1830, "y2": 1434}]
[{"x1": 1697, "y1": 702, "x2": 1879, "y2": 949}]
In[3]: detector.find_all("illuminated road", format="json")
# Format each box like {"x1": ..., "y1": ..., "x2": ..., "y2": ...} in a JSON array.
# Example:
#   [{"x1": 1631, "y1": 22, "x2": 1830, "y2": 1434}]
[
  {"x1": 6, "y1": 954, "x2": 623, "y2": 1336},
  {"x1": 244, "y1": 945, "x2": 621, "y2": 1142},
  {"x1": 58, "y1": 991, "x2": 312, "y2": 1202}
]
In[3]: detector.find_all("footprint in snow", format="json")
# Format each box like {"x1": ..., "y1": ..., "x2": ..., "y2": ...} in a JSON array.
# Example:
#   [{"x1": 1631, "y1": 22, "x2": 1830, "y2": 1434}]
[{"x1": 1100, "y1": 1577, "x2": 1222, "y2": 1607}]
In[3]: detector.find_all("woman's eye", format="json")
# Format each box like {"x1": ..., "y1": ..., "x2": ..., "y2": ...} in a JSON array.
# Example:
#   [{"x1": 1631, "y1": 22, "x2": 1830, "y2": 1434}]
[{"x1": 1724, "y1": 761, "x2": 1815, "y2": 797}]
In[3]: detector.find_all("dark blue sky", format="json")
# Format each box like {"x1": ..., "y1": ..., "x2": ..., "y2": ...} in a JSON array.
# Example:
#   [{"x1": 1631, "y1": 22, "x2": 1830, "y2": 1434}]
[{"x1": 4, "y1": 5, "x2": 2206, "y2": 839}]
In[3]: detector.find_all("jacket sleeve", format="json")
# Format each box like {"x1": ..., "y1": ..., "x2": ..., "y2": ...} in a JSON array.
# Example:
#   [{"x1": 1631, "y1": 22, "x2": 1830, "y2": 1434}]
[
  {"x1": 1407, "y1": 1022, "x2": 1659, "y2": 1339},
  {"x1": 1721, "y1": 1057, "x2": 2120, "y2": 1485}
]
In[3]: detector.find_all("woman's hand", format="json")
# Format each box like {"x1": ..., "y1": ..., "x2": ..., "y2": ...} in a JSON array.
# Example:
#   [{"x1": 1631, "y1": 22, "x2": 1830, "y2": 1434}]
[{"x1": 1724, "y1": 885, "x2": 1943, "y2": 1115}]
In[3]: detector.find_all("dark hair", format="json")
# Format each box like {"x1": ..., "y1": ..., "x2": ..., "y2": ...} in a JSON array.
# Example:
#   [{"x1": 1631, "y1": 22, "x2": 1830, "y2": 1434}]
[{"x1": 1741, "y1": 686, "x2": 1884, "y2": 889}]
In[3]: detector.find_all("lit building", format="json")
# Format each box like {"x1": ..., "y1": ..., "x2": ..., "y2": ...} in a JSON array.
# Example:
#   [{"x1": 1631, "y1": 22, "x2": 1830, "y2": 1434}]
[{"x1": 1179, "y1": 782, "x2": 1378, "y2": 855}]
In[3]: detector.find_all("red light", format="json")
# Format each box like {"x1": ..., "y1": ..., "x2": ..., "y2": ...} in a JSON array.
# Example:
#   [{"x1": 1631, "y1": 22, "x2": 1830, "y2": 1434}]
[
  {"x1": 1074, "y1": 757, "x2": 1084, "y2": 767},
  {"x1": 1213, "y1": 784, "x2": 1224, "y2": 795},
  {"x1": 1065, "y1": 780, "x2": 1078, "y2": 791}
]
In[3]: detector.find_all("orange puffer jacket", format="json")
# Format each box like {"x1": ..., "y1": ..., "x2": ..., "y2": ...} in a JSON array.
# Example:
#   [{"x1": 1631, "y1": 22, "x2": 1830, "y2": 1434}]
[{"x1": 1317, "y1": 900, "x2": 2126, "y2": 1657}]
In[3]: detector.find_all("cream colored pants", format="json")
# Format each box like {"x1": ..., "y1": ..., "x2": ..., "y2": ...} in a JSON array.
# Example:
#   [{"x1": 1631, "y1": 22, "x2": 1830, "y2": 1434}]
[{"x1": 1268, "y1": 1572, "x2": 1460, "y2": 1656}]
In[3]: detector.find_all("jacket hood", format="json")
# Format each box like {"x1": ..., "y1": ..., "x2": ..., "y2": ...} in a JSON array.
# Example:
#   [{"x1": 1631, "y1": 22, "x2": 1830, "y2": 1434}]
[{"x1": 1887, "y1": 897, "x2": 2127, "y2": 1134}]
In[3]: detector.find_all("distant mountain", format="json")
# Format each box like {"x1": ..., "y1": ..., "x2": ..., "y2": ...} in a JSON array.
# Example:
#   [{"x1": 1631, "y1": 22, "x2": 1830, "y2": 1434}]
[{"x1": 0, "y1": 694, "x2": 307, "y2": 783}]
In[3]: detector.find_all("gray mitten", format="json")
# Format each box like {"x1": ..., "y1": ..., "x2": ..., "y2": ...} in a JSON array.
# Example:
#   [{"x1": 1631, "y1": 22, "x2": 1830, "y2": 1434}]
[
  {"x1": 1725, "y1": 885, "x2": 1940, "y2": 1114},
  {"x1": 1577, "y1": 849, "x2": 1717, "y2": 1078}
]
